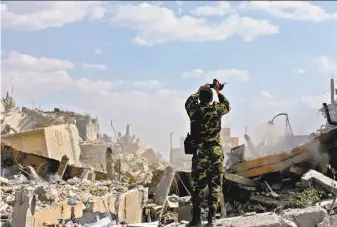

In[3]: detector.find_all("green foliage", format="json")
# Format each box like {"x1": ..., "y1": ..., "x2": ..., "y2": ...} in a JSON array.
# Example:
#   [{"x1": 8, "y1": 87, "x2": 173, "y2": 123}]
[{"x1": 283, "y1": 187, "x2": 325, "y2": 208}]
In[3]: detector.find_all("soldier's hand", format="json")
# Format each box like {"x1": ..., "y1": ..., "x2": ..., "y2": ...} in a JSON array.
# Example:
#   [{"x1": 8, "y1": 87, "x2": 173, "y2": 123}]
[{"x1": 214, "y1": 81, "x2": 222, "y2": 93}]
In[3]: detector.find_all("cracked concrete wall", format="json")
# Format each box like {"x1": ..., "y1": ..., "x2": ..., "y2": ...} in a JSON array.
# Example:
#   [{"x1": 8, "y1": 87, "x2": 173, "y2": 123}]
[
  {"x1": 2, "y1": 124, "x2": 81, "y2": 165},
  {"x1": 1, "y1": 99, "x2": 100, "y2": 143},
  {"x1": 75, "y1": 116, "x2": 100, "y2": 143},
  {"x1": 44, "y1": 124, "x2": 81, "y2": 165}
]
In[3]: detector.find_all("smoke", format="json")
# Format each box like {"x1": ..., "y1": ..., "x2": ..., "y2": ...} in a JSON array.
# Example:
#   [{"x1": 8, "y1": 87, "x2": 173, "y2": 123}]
[
  {"x1": 244, "y1": 122, "x2": 289, "y2": 160},
  {"x1": 48, "y1": 173, "x2": 62, "y2": 183}
]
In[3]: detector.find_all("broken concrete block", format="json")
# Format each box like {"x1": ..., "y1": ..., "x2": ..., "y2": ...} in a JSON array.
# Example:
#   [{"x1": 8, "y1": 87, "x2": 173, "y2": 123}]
[
  {"x1": 302, "y1": 170, "x2": 337, "y2": 194},
  {"x1": 33, "y1": 202, "x2": 84, "y2": 226},
  {"x1": 330, "y1": 214, "x2": 337, "y2": 227},
  {"x1": 86, "y1": 195, "x2": 117, "y2": 214},
  {"x1": 1, "y1": 123, "x2": 81, "y2": 165},
  {"x1": 34, "y1": 186, "x2": 54, "y2": 202},
  {"x1": 0, "y1": 201, "x2": 9, "y2": 212},
  {"x1": 57, "y1": 155, "x2": 70, "y2": 178},
  {"x1": 115, "y1": 157, "x2": 122, "y2": 175},
  {"x1": 167, "y1": 195, "x2": 179, "y2": 208},
  {"x1": 215, "y1": 212, "x2": 295, "y2": 227},
  {"x1": 80, "y1": 168, "x2": 96, "y2": 181},
  {"x1": 11, "y1": 187, "x2": 36, "y2": 227},
  {"x1": 317, "y1": 199, "x2": 337, "y2": 210},
  {"x1": 154, "y1": 166, "x2": 175, "y2": 205},
  {"x1": 177, "y1": 196, "x2": 192, "y2": 222},
  {"x1": 178, "y1": 203, "x2": 192, "y2": 222},
  {"x1": 281, "y1": 206, "x2": 327, "y2": 227},
  {"x1": 118, "y1": 188, "x2": 148, "y2": 224},
  {"x1": 317, "y1": 216, "x2": 330, "y2": 227}
]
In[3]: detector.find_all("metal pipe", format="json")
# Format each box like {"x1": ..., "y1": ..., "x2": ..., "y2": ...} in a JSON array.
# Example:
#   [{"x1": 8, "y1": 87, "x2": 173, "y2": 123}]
[
  {"x1": 269, "y1": 113, "x2": 294, "y2": 136},
  {"x1": 331, "y1": 78, "x2": 335, "y2": 105},
  {"x1": 244, "y1": 133, "x2": 258, "y2": 157},
  {"x1": 323, "y1": 103, "x2": 337, "y2": 126}
]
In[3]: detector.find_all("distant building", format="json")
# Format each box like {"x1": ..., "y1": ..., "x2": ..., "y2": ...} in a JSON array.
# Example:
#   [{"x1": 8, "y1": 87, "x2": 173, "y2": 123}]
[{"x1": 170, "y1": 127, "x2": 240, "y2": 171}]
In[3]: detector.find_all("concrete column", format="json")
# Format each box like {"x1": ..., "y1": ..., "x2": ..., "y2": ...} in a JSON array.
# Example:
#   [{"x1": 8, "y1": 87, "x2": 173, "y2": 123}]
[
  {"x1": 57, "y1": 155, "x2": 70, "y2": 179},
  {"x1": 115, "y1": 157, "x2": 122, "y2": 181},
  {"x1": 220, "y1": 192, "x2": 227, "y2": 218},
  {"x1": 11, "y1": 187, "x2": 36, "y2": 227},
  {"x1": 106, "y1": 147, "x2": 114, "y2": 180},
  {"x1": 331, "y1": 78, "x2": 335, "y2": 105},
  {"x1": 154, "y1": 166, "x2": 175, "y2": 205}
]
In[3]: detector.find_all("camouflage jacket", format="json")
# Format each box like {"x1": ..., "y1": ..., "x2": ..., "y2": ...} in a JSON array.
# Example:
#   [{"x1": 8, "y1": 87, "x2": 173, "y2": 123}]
[{"x1": 185, "y1": 92, "x2": 231, "y2": 146}]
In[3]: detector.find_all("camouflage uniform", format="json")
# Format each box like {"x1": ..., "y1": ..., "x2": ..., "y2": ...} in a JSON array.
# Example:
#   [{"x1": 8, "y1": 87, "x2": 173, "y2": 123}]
[{"x1": 185, "y1": 92, "x2": 230, "y2": 212}]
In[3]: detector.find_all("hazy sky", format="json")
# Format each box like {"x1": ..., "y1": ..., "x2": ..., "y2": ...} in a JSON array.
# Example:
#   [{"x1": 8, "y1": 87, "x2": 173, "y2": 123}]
[{"x1": 1, "y1": 1, "x2": 337, "y2": 159}]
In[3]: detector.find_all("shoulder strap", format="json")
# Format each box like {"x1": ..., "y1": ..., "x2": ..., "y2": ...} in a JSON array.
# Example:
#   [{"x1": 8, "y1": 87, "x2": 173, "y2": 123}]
[{"x1": 190, "y1": 107, "x2": 203, "y2": 142}]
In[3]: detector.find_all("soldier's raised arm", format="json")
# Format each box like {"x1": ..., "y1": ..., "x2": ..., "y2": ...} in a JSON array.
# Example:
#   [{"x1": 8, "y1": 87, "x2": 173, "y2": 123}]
[
  {"x1": 185, "y1": 93, "x2": 199, "y2": 118},
  {"x1": 215, "y1": 90, "x2": 231, "y2": 116},
  {"x1": 185, "y1": 84, "x2": 208, "y2": 118}
]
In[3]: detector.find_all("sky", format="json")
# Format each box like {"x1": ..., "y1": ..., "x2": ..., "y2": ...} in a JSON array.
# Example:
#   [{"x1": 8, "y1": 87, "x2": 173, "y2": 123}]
[{"x1": 1, "y1": 1, "x2": 337, "y2": 160}]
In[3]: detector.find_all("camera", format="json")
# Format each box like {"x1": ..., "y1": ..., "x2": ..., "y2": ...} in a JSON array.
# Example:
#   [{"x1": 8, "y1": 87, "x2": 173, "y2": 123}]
[{"x1": 208, "y1": 79, "x2": 226, "y2": 91}]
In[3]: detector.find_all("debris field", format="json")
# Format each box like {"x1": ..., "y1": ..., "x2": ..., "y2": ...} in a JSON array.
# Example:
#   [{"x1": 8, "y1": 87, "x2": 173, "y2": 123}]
[{"x1": 1, "y1": 79, "x2": 337, "y2": 227}]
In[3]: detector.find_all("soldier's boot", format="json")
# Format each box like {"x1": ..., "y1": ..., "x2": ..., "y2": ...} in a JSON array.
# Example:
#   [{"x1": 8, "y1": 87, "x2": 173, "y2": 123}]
[
  {"x1": 204, "y1": 208, "x2": 216, "y2": 227},
  {"x1": 186, "y1": 207, "x2": 202, "y2": 227}
]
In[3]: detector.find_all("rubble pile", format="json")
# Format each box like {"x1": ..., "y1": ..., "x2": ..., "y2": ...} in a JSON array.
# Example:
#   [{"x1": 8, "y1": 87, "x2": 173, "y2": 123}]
[
  {"x1": 0, "y1": 169, "x2": 146, "y2": 227},
  {"x1": 1, "y1": 95, "x2": 166, "y2": 185},
  {"x1": 1, "y1": 79, "x2": 336, "y2": 227},
  {"x1": 160, "y1": 78, "x2": 337, "y2": 226},
  {"x1": 222, "y1": 173, "x2": 332, "y2": 217},
  {"x1": 3, "y1": 176, "x2": 132, "y2": 209},
  {"x1": 1, "y1": 93, "x2": 100, "y2": 143}
]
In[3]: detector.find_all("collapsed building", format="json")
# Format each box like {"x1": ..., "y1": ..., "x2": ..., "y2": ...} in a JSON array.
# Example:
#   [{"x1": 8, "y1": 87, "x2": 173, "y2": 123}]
[
  {"x1": 164, "y1": 79, "x2": 337, "y2": 227},
  {"x1": 0, "y1": 93, "x2": 166, "y2": 227},
  {"x1": 1, "y1": 79, "x2": 337, "y2": 227}
]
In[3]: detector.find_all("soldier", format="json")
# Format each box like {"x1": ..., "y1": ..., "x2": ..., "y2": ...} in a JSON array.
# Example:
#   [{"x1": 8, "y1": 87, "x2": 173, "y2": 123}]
[{"x1": 185, "y1": 82, "x2": 231, "y2": 227}]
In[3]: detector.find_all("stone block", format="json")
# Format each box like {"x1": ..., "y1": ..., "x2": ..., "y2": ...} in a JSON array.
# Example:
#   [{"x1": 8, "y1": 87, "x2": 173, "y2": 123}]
[
  {"x1": 11, "y1": 187, "x2": 36, "y2": 227},
  {"x1": 178, "y1": 203, "x2": 192, "y2": 222},
  {"x1": 118, "y1": 188, "x2": 148, "y2": 224},
  {"x1": 216, "y1": 212, "x2": 294, "y2": 227},
  {"x1": 317, "y1": 217, "x2": 330, "y2": 227},
  {"x1": 87, "y1": 195, "x2": 117, "y2": 214},
  {"x1": 330, "y1": 214, "x2": 337, "y2": 227},
  {"x1": 154, "y1": 166, "x2": 175, "y2": 205},
  {"x1": 281, "y1": 206, "x2": 327, "y2": 227},
  {"x1": 33, "y1": 203, "x2": 83, "y2": 227},
  {"x1": 302, "y1": 170, "x2": 337, "y2": 194}
]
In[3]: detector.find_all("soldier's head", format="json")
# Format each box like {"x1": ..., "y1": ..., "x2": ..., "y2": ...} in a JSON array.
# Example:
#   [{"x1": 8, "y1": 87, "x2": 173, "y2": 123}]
[{"x1": 199, "y1": 87, "x2": 213, "y2": 104}]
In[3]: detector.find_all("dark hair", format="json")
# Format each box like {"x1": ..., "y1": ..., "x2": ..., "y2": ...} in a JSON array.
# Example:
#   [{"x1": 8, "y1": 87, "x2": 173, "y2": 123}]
[{"x1": 199, "y1": 87, "x2": 213, "y2": 103}]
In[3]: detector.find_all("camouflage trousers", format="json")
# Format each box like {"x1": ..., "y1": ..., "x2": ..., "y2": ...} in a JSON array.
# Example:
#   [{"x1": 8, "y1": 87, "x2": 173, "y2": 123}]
[{"x1": 191, "y1": 145, "x2": 224, "y2": 211}]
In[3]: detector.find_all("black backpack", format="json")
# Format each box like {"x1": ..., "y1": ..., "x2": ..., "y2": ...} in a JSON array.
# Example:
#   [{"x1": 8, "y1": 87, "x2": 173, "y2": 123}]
[{"x1": 184, "y1": 108, "x2": 203, "y2": 155}]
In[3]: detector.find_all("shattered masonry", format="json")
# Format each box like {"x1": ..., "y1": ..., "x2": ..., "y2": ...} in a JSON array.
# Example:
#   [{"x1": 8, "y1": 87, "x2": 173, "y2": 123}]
[{"x1": 1, "y1": 78, "x2": 337, "y2": 227}]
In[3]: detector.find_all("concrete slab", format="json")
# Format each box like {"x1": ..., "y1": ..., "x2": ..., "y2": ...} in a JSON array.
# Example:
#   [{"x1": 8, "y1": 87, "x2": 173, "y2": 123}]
[
  {"x1": 302, "y1": 170, "x2": 337, "y2": 194},
  {"x1": 167, "y1": 212, "x2": 295, "y2": 227},
  {"x1": 281, "y1": 206, "x2": 327, "y2": 227},
  {"x1": 154, "y1": 167, "x2": 175, "y2": 205},
  {"x1": 2, "y1": 124, "x2": 81, "y2": 165},
  {"x1": 11, "y1": 187, "x2": 36, "y2": 227}
]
